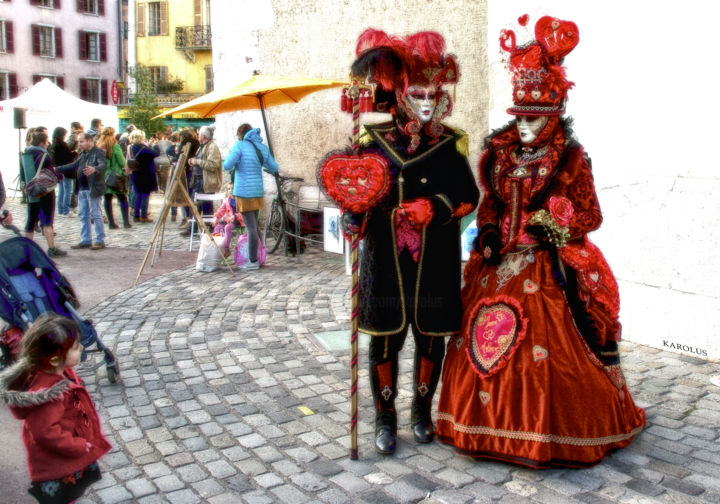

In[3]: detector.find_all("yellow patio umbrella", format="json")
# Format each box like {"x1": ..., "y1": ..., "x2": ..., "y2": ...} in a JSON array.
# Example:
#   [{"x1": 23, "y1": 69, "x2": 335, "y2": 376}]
[{"x1": 154, "y1": 73, "x2": 347, "y2": 154}]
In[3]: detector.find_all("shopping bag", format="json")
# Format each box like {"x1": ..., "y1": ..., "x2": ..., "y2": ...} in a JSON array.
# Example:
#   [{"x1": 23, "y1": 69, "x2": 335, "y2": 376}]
[
  {"x1": 233, "y1": 233, "x2": 266, "y2": 266},
  {"x1": 196, "y1": 233, "x2": 223, "y2": 272}
]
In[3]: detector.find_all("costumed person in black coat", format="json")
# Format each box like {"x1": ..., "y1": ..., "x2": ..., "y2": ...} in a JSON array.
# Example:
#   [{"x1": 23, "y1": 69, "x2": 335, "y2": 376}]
[{"x1": 346, "y1": 29, "x2": 479, "y2": 454}]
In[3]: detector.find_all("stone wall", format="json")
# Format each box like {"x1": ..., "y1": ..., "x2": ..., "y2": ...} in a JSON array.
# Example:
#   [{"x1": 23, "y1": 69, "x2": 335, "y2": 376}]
[{"x1": 211, "y1": 0, "x2": 488, "y2": 185}]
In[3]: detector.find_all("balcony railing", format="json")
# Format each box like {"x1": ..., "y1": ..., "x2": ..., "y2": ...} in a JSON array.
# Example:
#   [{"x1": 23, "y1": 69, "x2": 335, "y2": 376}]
[
  {"x1": 127, "y1": 93, "x2": 203, "y2": 107},
  {"x1": 176, "y1": 25, "x2": 211, "y2": 50}
]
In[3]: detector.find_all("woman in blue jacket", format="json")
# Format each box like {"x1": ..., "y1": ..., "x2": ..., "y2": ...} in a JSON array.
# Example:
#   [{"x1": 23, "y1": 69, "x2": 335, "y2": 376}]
[{"x1": 223, "y1": 124, "x2": 278, "y2": 270}]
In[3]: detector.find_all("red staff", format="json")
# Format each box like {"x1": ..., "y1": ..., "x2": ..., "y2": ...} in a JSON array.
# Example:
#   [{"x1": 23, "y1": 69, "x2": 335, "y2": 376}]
[{"x1": 320, "y1": 78, "x2": 391, "y2": 459}]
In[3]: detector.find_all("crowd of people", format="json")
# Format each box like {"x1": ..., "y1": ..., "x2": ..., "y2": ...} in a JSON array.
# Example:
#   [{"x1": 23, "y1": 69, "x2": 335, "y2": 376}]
[{"x1": 11, "y1": 120, "x2": 278, "y2": 269}]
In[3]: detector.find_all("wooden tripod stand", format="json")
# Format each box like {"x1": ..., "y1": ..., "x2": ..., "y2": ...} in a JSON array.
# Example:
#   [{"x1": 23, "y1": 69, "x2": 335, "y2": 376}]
[{"x1": 134, "y1": 143, "x2": 234, "y2": 284}]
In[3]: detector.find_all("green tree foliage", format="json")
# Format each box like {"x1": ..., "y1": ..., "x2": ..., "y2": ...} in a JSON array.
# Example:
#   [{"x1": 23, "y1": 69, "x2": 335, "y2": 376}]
[{"x1": 125, "y1": 64, "x2": 166, "y2": 136}]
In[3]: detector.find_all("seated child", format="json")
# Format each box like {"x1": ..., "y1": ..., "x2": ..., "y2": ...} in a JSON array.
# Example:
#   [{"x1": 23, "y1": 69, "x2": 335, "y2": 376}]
[{"x1": 212, "y1": 182, "x2": 243, "y2": 255}]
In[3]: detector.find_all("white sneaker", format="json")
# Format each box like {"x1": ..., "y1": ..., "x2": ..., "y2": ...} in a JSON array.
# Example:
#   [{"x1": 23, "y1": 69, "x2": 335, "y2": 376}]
[{"x1": 241, "y1": 261, "x2": 260, "y2": 270}]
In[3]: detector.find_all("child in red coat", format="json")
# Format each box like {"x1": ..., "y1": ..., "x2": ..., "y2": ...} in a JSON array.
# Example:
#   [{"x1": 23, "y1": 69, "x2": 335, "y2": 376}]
[{"x1": 0, "y1": 313, "x2": 111, "y2": 503}]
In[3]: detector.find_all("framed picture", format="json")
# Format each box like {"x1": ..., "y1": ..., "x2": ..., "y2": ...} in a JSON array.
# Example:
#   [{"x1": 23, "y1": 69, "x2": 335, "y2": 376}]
[
  {"x1": 461, "y1": 219, "x2": 477, "y2": 262},
  {"x1": 323, "y1": 207, "x2": 344, "y2": 254}
]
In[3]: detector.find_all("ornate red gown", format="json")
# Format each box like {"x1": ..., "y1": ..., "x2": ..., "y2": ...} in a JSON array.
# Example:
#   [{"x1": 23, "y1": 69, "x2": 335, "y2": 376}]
[{"x1": 436, "y1": 121, "x2": 645, "y2": 468}]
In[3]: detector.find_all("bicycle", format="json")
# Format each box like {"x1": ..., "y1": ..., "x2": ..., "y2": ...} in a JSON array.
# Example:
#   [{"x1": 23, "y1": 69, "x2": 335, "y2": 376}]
[{"x1": 263, "y1": 171, "x2": 303, "y2": 254}]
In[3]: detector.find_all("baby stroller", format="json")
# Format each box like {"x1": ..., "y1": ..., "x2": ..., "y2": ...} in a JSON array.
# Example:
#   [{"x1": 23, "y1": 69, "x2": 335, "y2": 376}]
[{"x1": 0, "y1": 223, "x2": 119, "y2": 383}]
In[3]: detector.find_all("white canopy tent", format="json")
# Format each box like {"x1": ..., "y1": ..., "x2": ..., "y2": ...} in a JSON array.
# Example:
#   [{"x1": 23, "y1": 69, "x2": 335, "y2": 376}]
[{"x1": 0, "y1": 78, "x2": 118, "y2": 196}]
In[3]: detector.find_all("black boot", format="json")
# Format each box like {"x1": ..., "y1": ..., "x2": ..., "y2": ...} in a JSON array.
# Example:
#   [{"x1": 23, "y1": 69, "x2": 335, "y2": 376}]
[
  {"x1": 104, "y1": 196, "x2": 118, "y2": 229},
  {"x1": 370, "y1": 358, "x2": 398, "y2": 454},
  {"x1": 411, "y1": 352, "x2": 443, "y2": 444},
  {"x1": 120, "y1": 198, "x2": 131, "y2": 228}
]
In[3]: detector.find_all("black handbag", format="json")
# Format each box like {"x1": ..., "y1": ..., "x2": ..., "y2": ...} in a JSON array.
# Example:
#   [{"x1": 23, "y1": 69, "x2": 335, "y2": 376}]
[{"x1": 106, "y1": 171, "x2": 127, "y2": 192}]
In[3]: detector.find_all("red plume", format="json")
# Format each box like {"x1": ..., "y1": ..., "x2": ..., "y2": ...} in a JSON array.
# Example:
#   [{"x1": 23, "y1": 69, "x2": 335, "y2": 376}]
[{"x1": 518, "y1": 14, "x2": 529, "y2": 26}]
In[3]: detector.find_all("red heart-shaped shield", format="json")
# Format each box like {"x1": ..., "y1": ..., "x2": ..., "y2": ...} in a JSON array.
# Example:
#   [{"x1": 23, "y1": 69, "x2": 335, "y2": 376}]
[
  {"x1": 320, "y1": 152, "x2": 391, "y2": 214},
  {"x1": 534, "y1": 16, "x2": 579, "y2": 59}
]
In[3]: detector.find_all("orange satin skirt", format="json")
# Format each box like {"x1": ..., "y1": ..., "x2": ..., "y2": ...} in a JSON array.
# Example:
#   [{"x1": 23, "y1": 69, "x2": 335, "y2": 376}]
[{"x1": 437, "y1": 249, "x2": 645, "y2": 468}]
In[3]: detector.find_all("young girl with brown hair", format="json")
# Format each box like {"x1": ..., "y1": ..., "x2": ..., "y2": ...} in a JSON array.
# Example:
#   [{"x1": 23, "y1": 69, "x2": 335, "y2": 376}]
[{"x1": 0, "y1": 313, "x2": 111, "y2": 503}]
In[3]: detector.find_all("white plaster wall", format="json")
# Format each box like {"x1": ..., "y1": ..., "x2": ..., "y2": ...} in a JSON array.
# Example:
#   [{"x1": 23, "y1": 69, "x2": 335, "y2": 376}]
[
  {"x1": 489, "y1": 1, "x2": 720, "y2": 360},
  {"x1": 0, "y1": 1, "x2": 121, "y2": 98}
]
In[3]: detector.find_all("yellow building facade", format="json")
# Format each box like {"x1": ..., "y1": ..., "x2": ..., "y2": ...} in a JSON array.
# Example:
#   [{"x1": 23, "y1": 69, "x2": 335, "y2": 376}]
[{"x1": 124, "y1": 0, "x2": 213, "y2": 127}]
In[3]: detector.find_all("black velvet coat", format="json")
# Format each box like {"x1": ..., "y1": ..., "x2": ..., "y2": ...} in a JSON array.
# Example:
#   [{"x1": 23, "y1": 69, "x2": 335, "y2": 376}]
[{"x1": 358, "y1": 122, "x2": 479, "y2": 337}]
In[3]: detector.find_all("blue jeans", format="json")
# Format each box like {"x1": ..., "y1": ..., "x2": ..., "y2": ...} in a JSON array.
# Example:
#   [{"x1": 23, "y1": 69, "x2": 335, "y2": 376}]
[
  {"x1": 57, "y1": 177, "x2": 72, "y2": 215},
  {"x1": 78, "y1": 190, "x2": 105, "y2": 245},
  {"x1": 134, "y1": 193, "x2": 150, "y2": 218}
]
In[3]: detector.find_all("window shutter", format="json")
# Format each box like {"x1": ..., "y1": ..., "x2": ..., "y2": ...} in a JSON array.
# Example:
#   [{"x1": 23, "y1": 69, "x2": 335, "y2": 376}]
[
  {"x1": 55, "y1": 0, "x2": 61, "y2": 9},
  {"x1": 31, "y1": 25, "x2": 40, "y2": 55},
  {"x1": 57, "y1": 76, "x2": 65, "y2": 89},
  {"x1": 79, "y1": 78, "x2": 88, "y2": 100},
  {"x1": 54, "y1": 27, "x2": 62, "y2": 57},
  {"x1": 100, "y1": 32, "x2": 106, "y2": 61},
  {"x1": 161, "y1": 66, "x2": 167, "y2": 82},
  {"x1": 5, "y1": 21, "x2": 13, "y2": 54},
  {"x1": 33, "y1": 75, "x2": 42, "y2": 84},
  {"x1": 78, "y1": 30, "x2": 87, "y2": 59},
  {"x1": 30, "y1": 0, "x2": 40, "y2": 5},
  {"x1": 136, "y1": 3, "x2": 145, "y2": 37},
  {"x1": 101, "y1": 79, "x2": 109, "y2": 104},
  {"x1": 98, "y1": 0, "x2": 105, "y2": 16},
  {"x1": 8, "y1": 73, "x2": 18, "y2": 98},
  {"x1": 160, "y1": 1, "x2": 168, "y2": 36},
  {"x1": 76, "y1": 0, "x2": 83, "y2": 12},
  {"x1": 194, "y1": 0, "x2": 202, "y2": 26}
]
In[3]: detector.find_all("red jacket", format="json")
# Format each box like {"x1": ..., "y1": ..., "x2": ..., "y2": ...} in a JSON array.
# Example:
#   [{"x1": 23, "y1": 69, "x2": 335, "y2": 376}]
[{"x1": 2, "y1": 366, "x2": 111, "y2": 482}]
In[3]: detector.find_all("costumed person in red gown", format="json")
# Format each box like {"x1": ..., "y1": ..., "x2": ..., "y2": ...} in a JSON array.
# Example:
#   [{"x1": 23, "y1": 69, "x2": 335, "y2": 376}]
[
  {"x1": 346, "y1": 29, "x2": 479, "y2": 454},
  {"x1": 436, "y1": 16, "x2": 645, "y2": 468}
]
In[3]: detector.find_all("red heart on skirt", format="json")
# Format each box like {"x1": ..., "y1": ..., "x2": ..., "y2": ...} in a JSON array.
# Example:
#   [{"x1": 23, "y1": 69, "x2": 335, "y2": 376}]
[{"x1": 320, "y1": 152, "x2": 391, "y2": 214}]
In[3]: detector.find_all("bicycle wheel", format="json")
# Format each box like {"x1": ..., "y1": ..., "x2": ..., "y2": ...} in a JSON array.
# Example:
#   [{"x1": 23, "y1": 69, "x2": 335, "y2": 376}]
[{"x1": 263, "y1": 199, "x2": 285, "y2": 254}]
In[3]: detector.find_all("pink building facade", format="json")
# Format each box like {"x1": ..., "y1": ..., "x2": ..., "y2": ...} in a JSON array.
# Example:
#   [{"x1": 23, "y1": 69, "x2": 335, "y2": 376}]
[{"x1": 0, "y1": 0, "x2": 121, "y2": 103}]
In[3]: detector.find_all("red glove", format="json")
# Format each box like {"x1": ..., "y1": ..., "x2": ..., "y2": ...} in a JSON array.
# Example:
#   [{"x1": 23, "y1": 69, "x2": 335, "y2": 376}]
[{"x1": 399, "y1": 198, "x2": 434, "y2": 230}]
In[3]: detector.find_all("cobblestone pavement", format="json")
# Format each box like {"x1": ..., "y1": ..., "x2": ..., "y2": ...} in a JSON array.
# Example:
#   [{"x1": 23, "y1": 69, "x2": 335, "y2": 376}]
[{"x1": 2, "y1": 196, "x2": 720, "y2": 503}]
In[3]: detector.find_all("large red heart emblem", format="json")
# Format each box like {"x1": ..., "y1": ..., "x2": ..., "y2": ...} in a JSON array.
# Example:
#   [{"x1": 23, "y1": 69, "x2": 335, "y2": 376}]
[
  {"x1": 320, "y1": 152, "x2": 391, "y2": 214},
  {"x1": 534, "y1": 16, "x2": 579, "y2": 59}
]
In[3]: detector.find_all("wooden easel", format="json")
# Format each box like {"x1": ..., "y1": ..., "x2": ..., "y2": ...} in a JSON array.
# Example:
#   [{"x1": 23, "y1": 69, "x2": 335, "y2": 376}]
[{"x1": 134, "y1": 143, "x2": 234, "y2": 284}]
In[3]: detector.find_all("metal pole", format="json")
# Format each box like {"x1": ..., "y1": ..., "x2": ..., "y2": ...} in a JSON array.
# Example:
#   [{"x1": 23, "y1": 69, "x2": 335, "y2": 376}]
[{"x1": 258, "y1": 93, "x2": 274, "y2": 157}]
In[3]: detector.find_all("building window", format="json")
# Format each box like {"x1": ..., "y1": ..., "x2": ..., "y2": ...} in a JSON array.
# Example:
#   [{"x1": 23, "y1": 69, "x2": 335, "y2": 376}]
[
  {"x1": 148, "y1": 66, "x2": 167, "y2": 90},
  {"x1": 38, "y1": 0, "x2": 55, "y2": 7},
  {"x1": 31, "y1": 25, "x2": 59, "y2": 57},
  {"x1": 79, "y1": 0, "x2": 105, "y2": 16},
  {"x1": 80, "y1": 77, "x2": 108, "y2": 104},
  {"x1": 82, "y1": 0, "x2": 96, "y2": 14},
  {"x1": 147, "y1": 1, "x2": 168, "y2": 36},
  {"x1": 86, "y1": 32, "x2": 98, "y2": 60},
  {"x1": 33, "y1": 74, "x2": 64, "y2": 88},
  {"x1": 78, "y1": 30, "x2": 106, "y2": 61},
  {"x1": 0, "y1": 71, "x2": 18, "y2": 99},
  {"x1": 147, "y1": 2, "x2": 161, "y2": 35},
  {"x1": 205, "y1": 65, "x2": 213, "y2": 93},
  {"x1": 0, "y1": 20, "x2": 13, "y2": 54}
]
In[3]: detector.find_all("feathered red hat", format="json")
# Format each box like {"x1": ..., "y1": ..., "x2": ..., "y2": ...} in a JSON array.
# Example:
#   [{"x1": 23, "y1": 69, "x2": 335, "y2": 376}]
[
  {"x1": 353, "y1": 29, "x2": 458, "y2": 94},
  {"x1": 350, "y1": 29, "x2": 459, "y2": 152},
  {"x1": 501, "y1": 16, "x2": 579, "y2": 116}
]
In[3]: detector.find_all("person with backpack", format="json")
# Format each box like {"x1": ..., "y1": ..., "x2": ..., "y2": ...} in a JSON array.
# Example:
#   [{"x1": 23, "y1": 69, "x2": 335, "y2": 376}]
[
  {"x1": 223, "y1": 124, "x2": 278, "y2": 270},
  {"x1": 22, "y1": 131, "x2": 66, "y2": 258}
]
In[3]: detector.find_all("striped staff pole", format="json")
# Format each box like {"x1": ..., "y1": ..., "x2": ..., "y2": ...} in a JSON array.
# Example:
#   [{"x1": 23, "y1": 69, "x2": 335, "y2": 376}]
[{"x1": 349, "y1": 79, "x2": 361, "y2": 460}]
